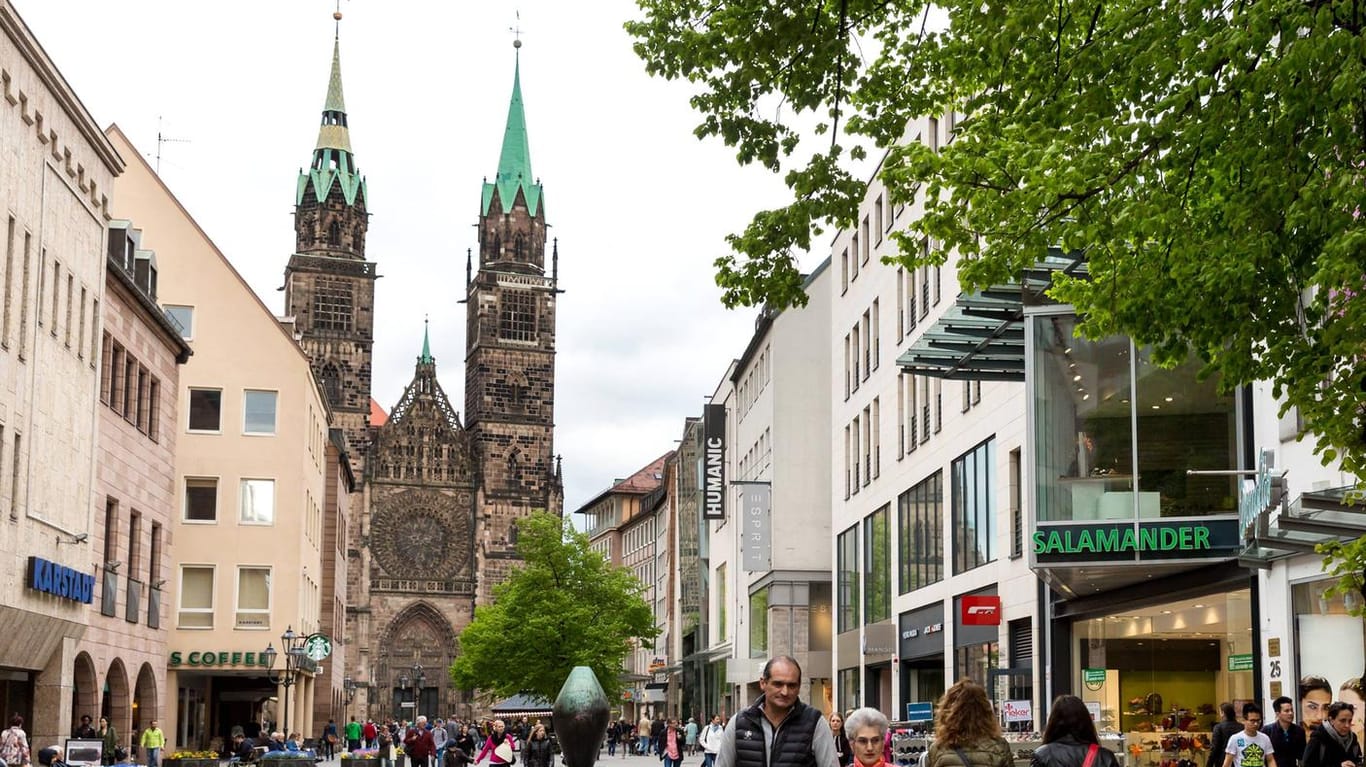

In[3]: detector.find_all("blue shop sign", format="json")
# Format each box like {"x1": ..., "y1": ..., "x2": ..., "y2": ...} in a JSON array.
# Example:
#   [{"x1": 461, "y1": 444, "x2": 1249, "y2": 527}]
[{"x1": 27, "y1": 556, "x2": 95, "y2": 604}]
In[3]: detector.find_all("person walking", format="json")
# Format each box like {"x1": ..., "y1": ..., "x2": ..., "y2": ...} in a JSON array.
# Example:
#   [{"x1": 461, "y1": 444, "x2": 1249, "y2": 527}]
[
  {"x1": 524, "y1": 724, "x2": 553, "y2": 767},
  {"x1": 700, "y1": 715, "x2": 724, "y2": 767},
  {"x1": 686, "y1": 719, "x2": 700, "y2": 757},
  {"x1": 73, "y1": 716, "x2": 97, "y2": 740},
  {"x1": 1265, "y1": 697, "x2": 1308, "y2": 767},
  {"x1": 1207, "y1": 705, "x2": 1243, "y2": 767},
  {"x1": 406, "y1": 716, "x2": 437, "y2": 767},
  {"x1": 1222, "y1": 704, "x2": 1278, "y2": 767},
  {"x1": 1030, "y1": 696, "x2": 1120, "y2": 767},
  {"x1": 345, "y1": 717, "x2": 363, "y2": 753},
  {"x1": 845, "y1": 708, "x2": 891, "y2": 767},
  {"x1": 474, "y1": 720, "x2": 516, "y2": 767},
  {"x1": 658, "y1": 719, "x2": 684, "y2": 767},
  {"x1": 1301, "y1": 703, "x2": 1361, "y2": 767},
  {"x1": 0, "y1": 715, "x2": 30, "y2": 767},
  {"x1": 638, "y1": 715, "x2": 653, "y2": 757},
  {"x1": 607, "y1": 719, "x2": 621, "y2": 758},
  {"x1": 98, "y1": 717, "x2": 119, "y2": 767},
  {"x1": 923, "y1": 679, "x2": 1012, "y2": 767},
  {"x1": 139, "y1": 719, "x2": 165, "y2": 767},
  {"x1": 433, "y1": 720, "x2": 449, "y2": 752},
  {"x1": 829, "y1": 712, "x2": 852, "y2": 767},
  {"x1": 713, "y1": 655, "x2": 838, "y2": 767},
  {"x1": 456, "y1": 725, "x2": 477, "y2": 758}
]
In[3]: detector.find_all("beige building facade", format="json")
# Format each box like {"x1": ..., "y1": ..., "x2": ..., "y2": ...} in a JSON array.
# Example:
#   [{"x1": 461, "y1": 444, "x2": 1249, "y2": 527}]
[
  {"x1": 0, "y1": 0, "x2": 124, "y2": 750},
  {"x1": 107, "y1": 126, "x2": 332, "y2": 751},
  {"x1": 77, "y1": 219, "x2": 191, "y2": 751}
]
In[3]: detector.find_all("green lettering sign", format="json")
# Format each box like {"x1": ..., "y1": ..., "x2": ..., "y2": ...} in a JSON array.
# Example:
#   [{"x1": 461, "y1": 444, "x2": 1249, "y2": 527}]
[{"x1": 1033, "y1": 523, "x2": 1225, "y2": 556}]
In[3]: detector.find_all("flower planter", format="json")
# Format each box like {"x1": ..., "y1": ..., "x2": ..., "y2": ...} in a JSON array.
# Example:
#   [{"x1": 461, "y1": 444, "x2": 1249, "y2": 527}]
[
  {"x1": 164, "y1": 758, "x2": 218, "y2": 767},
  {"x1": 259, "y1": 759, "x2": 312, "y2": 767},
  {"x1": 344, "y1": 760, "x2": 381, "y2": 767}
]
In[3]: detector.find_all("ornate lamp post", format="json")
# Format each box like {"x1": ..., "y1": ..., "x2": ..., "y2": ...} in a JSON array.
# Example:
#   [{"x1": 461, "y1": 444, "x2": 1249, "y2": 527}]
[
  {"x1": 398, "y1": 673, "x2": 410, "y2": 722},
  {"x1": 343, "y1": 676, "x2": 358, "y2": 727},
  {"x1": 263, "y1": 626, "x2": 307, "y2": 736},
  {"x1": 411, "y1": 664, "x2": 426, "y2": 719}
]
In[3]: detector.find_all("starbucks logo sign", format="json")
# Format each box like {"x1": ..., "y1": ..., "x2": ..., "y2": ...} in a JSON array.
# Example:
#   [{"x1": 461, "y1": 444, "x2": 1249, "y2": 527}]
[{"x1": 304, "y1": 633, "x2": 333, "y2": 661}]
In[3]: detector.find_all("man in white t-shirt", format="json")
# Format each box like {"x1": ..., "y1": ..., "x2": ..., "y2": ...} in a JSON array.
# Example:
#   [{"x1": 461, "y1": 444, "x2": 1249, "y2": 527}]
[{"x1": 1224, "y1": 703, "x2": 1279, "y2": 767}]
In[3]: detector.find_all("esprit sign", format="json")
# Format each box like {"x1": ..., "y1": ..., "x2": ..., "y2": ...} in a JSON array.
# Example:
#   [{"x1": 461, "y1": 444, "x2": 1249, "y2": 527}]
[
  {"x1": 27, "y1": 556, "x2": 95, "y2": 604},
  {"x1": 1032, "y1": 519, "x2": 1240, "y2": 564},
  {"x1": 961, "y1": 595, "x2": 1001, "y2": 626},
  {"x1": 702, "y1": 404, "x2": 726, "y2": 520}
]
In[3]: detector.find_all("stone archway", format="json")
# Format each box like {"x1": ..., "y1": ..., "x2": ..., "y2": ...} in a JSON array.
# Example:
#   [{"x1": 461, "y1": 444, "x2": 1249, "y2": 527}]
[
  {"x1": 72, "y1": 652, "x2": 98, "y2": 734},
  {"x1": 133, "y1": 663, "x2": 158, "y2": 734},
  {"x1": 377, "y1": 602, "x2": 458, "y2": 719},
  {"x1": 104, "y1": 658, "x2": 131, "y2": 748}
]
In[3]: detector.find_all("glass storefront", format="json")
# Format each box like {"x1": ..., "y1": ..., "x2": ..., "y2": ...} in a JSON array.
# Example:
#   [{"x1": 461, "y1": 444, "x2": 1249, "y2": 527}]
[
  {"x1": 1033, "y1": 314, "x2": 1238, "y2": 522},
  {"x1": 1292, "y1": 578, "x2": 1366, "y2": 746},
  {"x1": 1074, "y1": 589, "x2": 1252, "y2": 741}
]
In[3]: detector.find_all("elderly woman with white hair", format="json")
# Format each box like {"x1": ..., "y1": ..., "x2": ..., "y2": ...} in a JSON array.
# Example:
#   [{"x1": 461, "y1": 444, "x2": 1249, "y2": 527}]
[{"x1": 845, "y1": 708, "x2": 891, "y2": 767}]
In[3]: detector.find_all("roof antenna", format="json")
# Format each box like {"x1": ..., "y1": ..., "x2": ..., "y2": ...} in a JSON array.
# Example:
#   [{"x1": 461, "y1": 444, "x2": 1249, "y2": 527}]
[{"x1": 154, "y1": 116, "x2": 190, "y2": 175}]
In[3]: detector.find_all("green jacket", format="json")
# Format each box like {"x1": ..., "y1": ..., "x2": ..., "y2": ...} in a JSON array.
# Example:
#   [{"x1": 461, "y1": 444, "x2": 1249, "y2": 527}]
[
  {"x1": 102, "y1": 726, "x2": 118, "y2": 758},
  {"x1": 141, "y1": 728, "x2": 166, "y2": 749},
  {"x1": 927, "y1": 736, "x2": 1013, "y2": 767},
  {"x1": 345, "y1": 722, "x2": 363, "y2": 741}
]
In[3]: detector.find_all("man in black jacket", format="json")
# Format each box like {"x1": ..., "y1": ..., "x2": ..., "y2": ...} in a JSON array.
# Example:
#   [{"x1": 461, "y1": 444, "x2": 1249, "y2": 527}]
[
  {"x1": 1263, "y1": 697, "x2": 1307, "y2": 767},
  {"x1": 713, "y1": 656, "x2": 838, "y2": 767}
]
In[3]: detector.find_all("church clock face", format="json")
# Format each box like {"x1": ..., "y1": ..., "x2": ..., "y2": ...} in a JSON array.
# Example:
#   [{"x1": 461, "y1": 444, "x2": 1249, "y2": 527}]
[{"x1": 370, "y1": 489, "x2": 472, "y2": 580}]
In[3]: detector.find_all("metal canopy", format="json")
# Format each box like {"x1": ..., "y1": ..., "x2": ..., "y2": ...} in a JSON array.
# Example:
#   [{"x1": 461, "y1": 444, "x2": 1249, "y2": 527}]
[
  {"x1": 1238, "y1": 486, "x2": 1366, "y2": 563},
  {"x1": 896, "y1": 249, "x2": 1087, "y2": 381}
]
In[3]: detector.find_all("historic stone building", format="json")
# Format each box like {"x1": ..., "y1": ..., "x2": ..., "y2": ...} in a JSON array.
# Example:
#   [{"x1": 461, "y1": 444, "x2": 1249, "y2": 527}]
[{"x1": 282, "y1": 30, "x2": 563, "y2": 720}]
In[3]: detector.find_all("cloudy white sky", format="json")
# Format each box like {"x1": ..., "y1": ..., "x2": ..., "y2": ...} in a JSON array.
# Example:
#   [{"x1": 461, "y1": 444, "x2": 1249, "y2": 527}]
[{"x1": 16, "y1": 0, "x2": 824, "y2": 512}]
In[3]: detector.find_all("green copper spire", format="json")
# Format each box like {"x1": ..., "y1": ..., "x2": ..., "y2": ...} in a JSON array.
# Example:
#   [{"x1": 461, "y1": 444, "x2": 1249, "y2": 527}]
[
  {"x1": 297, "y1": 27, "x2": 365, "y2": 208},
  {"x1": 419, "y1": 317, "x2": 433, "y2": 364},
  {"x1": 482, "y1": 46, "x2": 543, "y2": 217}
]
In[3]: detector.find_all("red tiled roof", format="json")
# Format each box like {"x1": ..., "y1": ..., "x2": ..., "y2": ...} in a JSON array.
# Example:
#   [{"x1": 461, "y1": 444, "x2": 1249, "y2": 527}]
[
  {"x1": 612, "y1": 452, "x2": 673, "y2": 494},
  {"x1": 370, "y1": 398, "x2": 389, "y2": 427}
]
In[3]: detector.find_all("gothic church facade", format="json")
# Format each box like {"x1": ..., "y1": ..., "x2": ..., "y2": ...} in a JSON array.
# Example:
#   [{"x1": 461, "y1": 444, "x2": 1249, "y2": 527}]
[{"x1": 281, "y1": 33, "x2": 563, "y2": 719}]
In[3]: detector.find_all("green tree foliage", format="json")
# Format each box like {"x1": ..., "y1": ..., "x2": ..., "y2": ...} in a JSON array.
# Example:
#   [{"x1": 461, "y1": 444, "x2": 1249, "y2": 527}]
[
  {"x1": 450, "y1": 512, "x2": 660, "y2": 701},
  {"x1": 627, "y1": 0, "x2": 1366, "y2": 556}
]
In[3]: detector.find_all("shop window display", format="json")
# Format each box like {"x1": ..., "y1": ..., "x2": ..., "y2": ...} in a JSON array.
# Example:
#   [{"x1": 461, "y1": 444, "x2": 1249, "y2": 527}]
[
  {"x1": 1292, "y1": 580, "x2": 1366, "y2": 749},
  {"x1": 1074, "y1": 591, "x2": 1253, "y2": 765},
  {"x1": 1032, "y1": 315, "x2": 1238, "y2": 522}
]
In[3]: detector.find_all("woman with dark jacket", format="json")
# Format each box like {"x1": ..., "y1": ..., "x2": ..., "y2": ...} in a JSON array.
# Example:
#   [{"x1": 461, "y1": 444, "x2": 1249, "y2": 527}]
[
  {"x1": 1032, "y1": 696, "x2": 1120, "y2": 767},
  {"x1": 830, "y1": 712, "x2": 854, "y2": 767},
  {"x1": 1302, "y1": 702, "x2": 1364, "y2": 767},
  {"x1": 523, "y1": 725, "x2": 553, "y2": 767},
  {"x1": 1210, "y1": 703, "x2": 1244, "y2": 767},
  {"x1": 455, "y1": 725, "x2": 477, "y2": 759}
]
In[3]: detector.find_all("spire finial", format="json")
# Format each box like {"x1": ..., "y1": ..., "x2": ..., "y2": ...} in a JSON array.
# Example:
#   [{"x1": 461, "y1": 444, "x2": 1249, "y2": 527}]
[
  {"x1": 333, "y1": 0, "x2": 343, "y2": 37},
  {"x1": 420, "y1": 316, "x2": 433, "y2": 365},
  {"x1": 511, "y1": 11, "x2": 522, "y2": 49}
]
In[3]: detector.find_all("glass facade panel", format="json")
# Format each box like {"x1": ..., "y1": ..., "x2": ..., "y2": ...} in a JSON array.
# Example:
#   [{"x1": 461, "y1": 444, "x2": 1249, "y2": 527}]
[
  {"x1": 1133, "y1": 347, "x2": 1238, "y2": 517},
  {"x1": 954, "y1": 642, "x2": 998, "y2": 689},
  {"x1": 749, "y1": 587, "x2": 769, "y2": 658},
  {"x1": 864, "y1": 506, "x2": 891, "y2": 624},
  {"x1": 1033, "y1": 314, "x2": 1134, "y2": 521},
  {"x1": 898, "y1": 472, "x2": 943, "y2": 593},
  {"x1": 1292, "y1": 579, "x2": 1366, "y2": 740},
  {"x1": 837, "y1": 526, "x2": 859, "y2": 633},
  {"x1": 952, "y1": 438, "x2": 995, "y2": 574},
  {"x1": 838, "y1": 667, "x2": 861, "y2": 713}
]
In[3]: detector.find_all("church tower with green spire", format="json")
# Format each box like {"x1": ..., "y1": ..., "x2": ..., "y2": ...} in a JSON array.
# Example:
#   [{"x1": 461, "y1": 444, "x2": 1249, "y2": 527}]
[
  {"x1": 466, "y1": 40, "x2": 563, "y2": 604},
  {"x1": 283, "y1": 26, "x2": 377, "y2": 472}
]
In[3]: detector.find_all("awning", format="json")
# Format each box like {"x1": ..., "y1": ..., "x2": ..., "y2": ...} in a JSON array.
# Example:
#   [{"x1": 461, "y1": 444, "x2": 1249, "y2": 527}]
[
  {"x1": 896, "y1": 249, "x2": 1087, "y2": 382},
  {"x1": 489, "y1": 693, "x2": 553, "y2": 716},
  {"x1": 1239, "y1": 486, "x2": 1366, "y2": 566}
]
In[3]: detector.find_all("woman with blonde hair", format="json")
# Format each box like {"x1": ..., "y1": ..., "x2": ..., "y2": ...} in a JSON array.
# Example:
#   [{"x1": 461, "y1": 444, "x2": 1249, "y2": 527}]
[{"x1": 926, "y1": 680, "x2": 1012, "y2": 767}]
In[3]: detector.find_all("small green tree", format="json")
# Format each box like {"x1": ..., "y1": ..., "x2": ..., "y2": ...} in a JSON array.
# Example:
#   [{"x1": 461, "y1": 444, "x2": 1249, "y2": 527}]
[{"x1": 450, "y1": 511, "x2": 661, "y2": 701}]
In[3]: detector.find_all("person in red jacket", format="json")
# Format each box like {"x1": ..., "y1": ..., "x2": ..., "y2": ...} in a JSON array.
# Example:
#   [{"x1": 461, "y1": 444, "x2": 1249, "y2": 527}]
[
  {"x1": 363, "y1": 720, "x2": 379, "y2": 749},
  {"x1": 405, "y1": 717, "x2": 437, "y2": 767}
]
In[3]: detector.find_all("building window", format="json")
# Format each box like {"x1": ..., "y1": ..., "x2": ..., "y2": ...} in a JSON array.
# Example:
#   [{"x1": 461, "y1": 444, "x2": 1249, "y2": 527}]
[
  {"x1": 841, "y1": 249, "x2": 849, "y2": 294},
  {"x1": 164, "y1": 305, "x2": 193, "y2": 339},
  {"x1": 177, "y1": 565, "x2": 214, "y2": 629},
  {"x1": 899, "y1": 471, "x2": 944, "y2": 593},
  {"x1": 874, "y1": 198, "x2": 884, "y2": 244},
  {"x1": 871, "y1": 397, "x2": 881, "y2": 478},
  {"x1": 896, "y1": 376, "x2": 906, "y2": 457},
  {"x1": 716, "y1": 562, "x2": 727, "y2": 644},
  {"x1": 239, "y1": 479, "x2": 275, "y2": 525},
  {"x1": 861, "y1": 217, "x2": 870, "y2": 263},
  {"x1": 187, "y1": 388, "x2": 222, "y2": 431},
  {"x1": 243, "y1": 390, "x2": 278, "y2": 435},
  {"x1": 852, "y1": 323, "x2": 861, "y2": 388},
  {"x1": 862, "y1": 310, "x2": 872, "y2": 379},
  {"x1": 749, "y1": 587, "x2": 769, "y2": 658},
  {"x1": 235, "y1": 566, "x2": 271, "y2": 629},
  {"x1": 851, "y1": 234, "x2": 860, "y2": 281},
  {"x1": 499, "y1": 289, "x2": 537, "y2": 342},
  {"x1": 895, "y1": 269, "x2": 905, "y2": 340},
  {"x1": 838, "y1": 667, "x2": 861, "y2": 713},
  {"x1": 843, "y1": 335, "x2": 851, "y2": 400},
  {"x1": 952, "y1": 437, "x2": 996, "y2": 574},
  {"x1": 837, "y1": 525, "x2": 859, "y2": 633},
  {"x1": 954, "y1": 641, "x2": 998, "y2": 689},
  {"x1": 863, "y1": 506, "x2": 890, "y2": 624},
  {"x1": 313, "y1": 279, "x2": 353, "y2": 332},
  {"x1": 184, "y1": 477, "x2": 218, "y2": 522},
  {"x1": 872, "y1": 299, "x2": 880, "y2": 369}
]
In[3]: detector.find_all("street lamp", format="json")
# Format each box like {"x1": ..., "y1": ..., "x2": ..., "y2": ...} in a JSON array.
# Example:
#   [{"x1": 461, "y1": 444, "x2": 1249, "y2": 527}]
[
  {"x1": 398, "y1": 673, "x2": 410, "y2": 721},
  {"x1": 343, "y1": 676, "x2": 358, "y2": 726},
  {"x1": 411, "y1": 664, "x2": 426, "y2": 719},
  {"x1": 264, "y1": 626, "x2": 307, "y2": 736}
]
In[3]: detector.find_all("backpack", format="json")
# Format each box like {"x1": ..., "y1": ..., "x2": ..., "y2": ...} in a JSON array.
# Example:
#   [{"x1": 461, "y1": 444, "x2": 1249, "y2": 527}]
[{"x1": 0, "y1": 728, "x2": 28, "y2": 767}]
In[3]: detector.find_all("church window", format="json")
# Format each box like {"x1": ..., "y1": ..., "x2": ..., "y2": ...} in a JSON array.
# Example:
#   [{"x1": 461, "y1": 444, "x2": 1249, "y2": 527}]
[
  {"x1": 514, "y1": 234, "x2": 525, "y2": 260},
  {"x1": 314, "y1": 278, "x2": 353, "y2": 332},
  {"x1": 499, "y1": 290, "x2": 536, "y2": 342},
  {"x1": 328, "y1": 220, "x2": 342, "y2": 246},
  {"x1": 319, "y1": 363, "x2": 341, "y2": 404}
]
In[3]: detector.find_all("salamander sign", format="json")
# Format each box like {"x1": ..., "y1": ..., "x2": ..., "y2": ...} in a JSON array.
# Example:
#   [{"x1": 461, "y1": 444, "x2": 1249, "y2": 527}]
[
  {"x1": 27, "y1": 556, "x2": 95, "y2": 604},
  {"x1": 1032, "y1": 519, "x2": 1240, "y2": 564}
]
